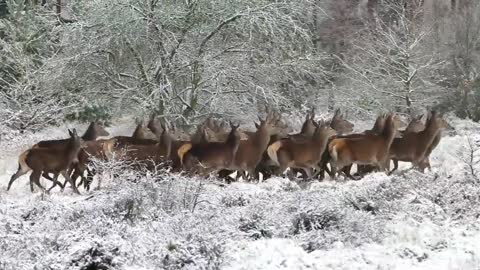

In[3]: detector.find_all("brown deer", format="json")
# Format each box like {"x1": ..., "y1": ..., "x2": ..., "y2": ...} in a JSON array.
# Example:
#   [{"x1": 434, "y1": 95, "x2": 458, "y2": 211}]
[
  {"x1": 177, "y1": 122, "x2": 241, "y2": 176},
  {"x1": 330, "y1": 108, "x2": 354, "y2": 135},
  {"x1": 228, "y1": 113, "x2": 277, "y2": 181},
  {"x1": 328, "y1": 112, "x2": 398, "y2": 178},
  {"x1": 7, "y1": 129, "x2": 82, "y2": 194},
  {"x1": 399, "y1": 114, "x2": 425, "y2": 136},
  {"x1": 115, "y1": 123, "x2": 172, "y2": 171},
  {"x1": 32, "y1": 122, "x2": 109, "y2": 183},
  {"x1": 267, "y1": 120, "x2": 337, "y2": 180},
  {"x1": 350, "y1": 113, "x2": 423, "y2": 177},
  {"x1": 70, "y1": 138, "x2": 117, "y2": 190},
  {"x1": 327, "y1": 112, "x2": 388, "y2": 179},
  {"x1": 389, "y1": 111, "x2": 448, "y2": 174},
  {"x1": 286, "y1": 108, "x2": 316, "y2": 141},
  {"x1": 114, "y1": 120, "x2": 158, "y2": 148}
]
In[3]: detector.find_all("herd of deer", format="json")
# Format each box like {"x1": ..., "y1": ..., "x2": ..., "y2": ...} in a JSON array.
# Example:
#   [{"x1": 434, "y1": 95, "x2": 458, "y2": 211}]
[{"x1": 6, "y1": 107, "x2": 449, "y2": 194}]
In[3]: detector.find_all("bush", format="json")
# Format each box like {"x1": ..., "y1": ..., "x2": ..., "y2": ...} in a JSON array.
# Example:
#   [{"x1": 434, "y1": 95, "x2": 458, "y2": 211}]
[{"x1": 66, "y1": 104, "x2": 113, "y2": 125}]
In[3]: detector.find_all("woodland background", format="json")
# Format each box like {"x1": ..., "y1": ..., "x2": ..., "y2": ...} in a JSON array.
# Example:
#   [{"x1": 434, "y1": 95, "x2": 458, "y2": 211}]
[{"x1": 1, "y1": 0, "x2": 480, "y2": 132}]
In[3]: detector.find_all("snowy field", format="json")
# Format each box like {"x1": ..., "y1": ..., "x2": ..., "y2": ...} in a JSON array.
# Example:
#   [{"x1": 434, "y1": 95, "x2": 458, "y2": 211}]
[{"x1": 1, "y1": 118, "x2": 480, "y2": 270}]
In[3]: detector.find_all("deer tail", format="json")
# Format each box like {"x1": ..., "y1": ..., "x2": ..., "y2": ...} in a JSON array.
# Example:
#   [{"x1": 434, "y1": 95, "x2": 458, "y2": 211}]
[
  {"x1": 329, "y1": 143, "x2": 338, "y2": 162},
  {"x1": 18, "y1": 149, "x2": 32, "y2": 173},
  {"x1": 267, "y1": 141, "x2": 283, "y2": 166},
  {"x1": 177, "y1": 143, "x2": 193, "y2": 165}
]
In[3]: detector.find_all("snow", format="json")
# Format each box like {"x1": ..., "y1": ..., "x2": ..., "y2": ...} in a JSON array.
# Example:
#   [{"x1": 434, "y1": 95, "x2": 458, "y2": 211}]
[{"x1": 1, "y1": 118, "x2": 480, "y2": 269}]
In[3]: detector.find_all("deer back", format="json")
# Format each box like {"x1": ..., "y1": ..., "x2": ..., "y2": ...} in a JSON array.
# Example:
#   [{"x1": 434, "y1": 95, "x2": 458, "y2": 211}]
[
  {"x1": 269, "y1": 121, "x2": 336, "y2": 168},
  {"x1": 233, "y1": 112, "x2": 277, "y2": 168},
  {"x1": 329, "y1": 113, "x2": 398, "y2": 166},
  {"x1": 26, "y1": 128, "x2": 82, "y2": 172},
  {"x1": 182, "y1": 122, "x2": 241, "y2": 170},
  {"x1": 390, "y1": 111, "x2": 447, "y2": 162}
]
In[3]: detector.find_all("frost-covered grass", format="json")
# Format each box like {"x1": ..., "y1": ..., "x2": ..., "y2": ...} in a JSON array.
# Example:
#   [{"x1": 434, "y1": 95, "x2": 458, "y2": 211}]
[{"x1": 1, "y1": 118, "x2": 480, "y2": 269}]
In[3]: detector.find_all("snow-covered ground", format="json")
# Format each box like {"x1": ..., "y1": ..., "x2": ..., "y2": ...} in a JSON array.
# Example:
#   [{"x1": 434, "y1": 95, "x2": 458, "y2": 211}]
[{"x1": 1, "y1": 118, "x2": 480, "y2": 270}]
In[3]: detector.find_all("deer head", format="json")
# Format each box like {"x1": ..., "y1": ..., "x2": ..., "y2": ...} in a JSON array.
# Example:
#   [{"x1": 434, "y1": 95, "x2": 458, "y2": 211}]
[{"x1": 330, "y1": 108, "x2": 354, "y2": 135}]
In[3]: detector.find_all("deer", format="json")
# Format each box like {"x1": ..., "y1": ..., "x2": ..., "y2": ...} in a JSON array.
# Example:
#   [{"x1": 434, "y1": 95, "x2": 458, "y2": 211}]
[
  {"x1": 349, "y1": 113, "x2": 423, "y2": 176},
  {"x1": 70, "y1": 138, "x2": 117, "y2": 191},
  {"x1": 330, "y1": 108, "x2": 354, "y2": 135},
  {"x1": 115, "y1": 122, "x2": 172, "y2": 171},
  {"x1": 227, "y1": 111, "x2": 278, "y2": 181},
  {"x1": 327, "y1": 112, "x2": 398, "y2": 179},
  {"x1": 114, "y1": 120, "x2": 159, "y2": 148},
  {"x1": 286, "y1": 108, "x2": 316, "y2": 141},
  {"x1": 388, "y1": 111, "x2": 448, "y2": 174},
  {"x1": 267, "y1": 120, "x2": 337, "y2": 180},
  {"x1": 7, "y1": 129, "x2": 82, "y2": 194},
  {"x1": 32, "y1": 121, "x2": 109, "y2": 149},
  {"x1": 177, "y1": 122, "x2": 241, "y2": 176},
  {"x1": 400, "y1": 114, "x2": 425, "y2": 135},
  {"x1": 322, "y1": 112, "x2": 388, "y2": 179},
  {"x1": 30, "y1": 122, "x2": 109, "y2": 185}
]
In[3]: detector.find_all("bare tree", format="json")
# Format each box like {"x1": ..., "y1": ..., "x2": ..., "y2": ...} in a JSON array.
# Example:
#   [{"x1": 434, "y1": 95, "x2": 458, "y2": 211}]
[{"x1": 337, "y1": 0, "x2": 444, "y2": 114}]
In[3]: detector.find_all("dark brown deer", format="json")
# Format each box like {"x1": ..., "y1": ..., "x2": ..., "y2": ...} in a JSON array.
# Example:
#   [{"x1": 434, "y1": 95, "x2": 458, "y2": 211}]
[
  {"x1": 328, "y1": 112, "x2": 398, "y2": 178},
  {"x1": 7, "y1": 129, "x2": 82, "y2": 194},
  {"x1": 33, "y1": 121, "x2": 109, "y2": 149},
  {"x1": 389, "y1": 111, "x2": 448, "y2": 174},
  {"x1": 267, "y1": 120, "x2": 337, "y2": 180},
  {"x1": 177, "y1": 122, "x2": 241, "y2": 176}
]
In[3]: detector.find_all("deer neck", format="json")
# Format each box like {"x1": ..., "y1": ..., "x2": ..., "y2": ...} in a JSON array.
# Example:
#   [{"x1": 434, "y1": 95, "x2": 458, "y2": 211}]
[
  {"x1": 300, "y1": 122, "x2": 314, "y2": 135},
  {"x1": 65, "y1": 138, "x2": 81, "y2": 164},
  {"x1": 382, "y1": 121, "x2": 397, "y2": 150},
  {"x1": 312, "y1": 132, "x2": 331, "y2": 156},
  {"x1": 419, "y1": 121, "x2": 441, "y2": 151},
  {"x1": 251, "y1": 128, "x2": 271, "y2": 150},
  {"x1": 371, "y1": 119, "x2": 385, "y2": 134}
]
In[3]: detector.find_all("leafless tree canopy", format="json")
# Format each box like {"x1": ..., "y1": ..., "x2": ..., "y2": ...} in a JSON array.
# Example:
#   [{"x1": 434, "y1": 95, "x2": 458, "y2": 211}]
[{"x1": 1, "y1": 0, "x2": 480, "y2": 131}]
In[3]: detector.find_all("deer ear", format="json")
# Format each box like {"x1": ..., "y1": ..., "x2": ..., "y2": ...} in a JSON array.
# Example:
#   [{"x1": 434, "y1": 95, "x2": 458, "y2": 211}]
[
  {"x1": 255, "y1": 122, "x2": 260, "y2": 129},
  {"x1": 68, "y1": 129, "x2": 73, "y2": 136}
]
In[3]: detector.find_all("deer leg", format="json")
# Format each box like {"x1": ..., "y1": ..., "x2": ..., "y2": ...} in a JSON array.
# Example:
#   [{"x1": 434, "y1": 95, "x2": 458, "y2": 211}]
[
  {"x1": 342, "y1": 166, "x2": 356, "y2": 180},
  {"x1": 47, "y1": 173, "x2": 62, "y2": 192},
  {"x1": 71, "y1": 168, "x2": 84, "y2": 188},
  {"x1": 236, "y1": 170, "x2": 247, "y2": 182},
  {"x1": 388, "y1": 159, "x2": 398, "y2": 175},
  {"x1": 329, "y1": 161, "x2": 339, "y2": 180},
  {"x1": 302, "y1": 167, "x2": 313, "y2": 181},
  {"x1": 418, "y1": 157, "x2": 430, "y2": 172},
  {"x1": 85, "y1": 167, "x2": 96, "y2": 191},
  {"x1": 41, "y1": 172, "x2": 54, "y2": 181},
  {"x1": 30, "y1": 170, "x2": 45, "y2": 193},
  {"x1": 61, "y1": 170, "x2": 81, "y2": 195},
  {"x1": 246, "y1": 169, "x2": 257, "y2": 182},
  {"x1": 7, "y1": 165, "x2": 30, "y2": 191}
]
